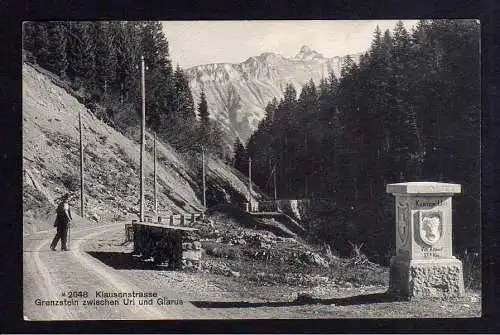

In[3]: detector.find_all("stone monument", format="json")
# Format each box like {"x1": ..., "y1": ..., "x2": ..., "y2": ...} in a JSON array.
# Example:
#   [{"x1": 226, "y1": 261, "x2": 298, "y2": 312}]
[{"x1": 386, "y1": 182, "x2": 465, "y2": 299}]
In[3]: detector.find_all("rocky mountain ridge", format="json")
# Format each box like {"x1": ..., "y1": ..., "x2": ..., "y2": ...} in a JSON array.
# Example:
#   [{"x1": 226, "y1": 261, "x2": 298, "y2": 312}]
[{"x1": 185, "y1": 46, "x2": 361, "y2": 144}]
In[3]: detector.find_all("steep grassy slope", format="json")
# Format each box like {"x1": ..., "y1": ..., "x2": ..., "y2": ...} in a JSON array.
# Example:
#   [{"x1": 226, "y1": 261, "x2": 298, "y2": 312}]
[{"x1": 22, "y1": 63, "x2": 263, "y2": 234}]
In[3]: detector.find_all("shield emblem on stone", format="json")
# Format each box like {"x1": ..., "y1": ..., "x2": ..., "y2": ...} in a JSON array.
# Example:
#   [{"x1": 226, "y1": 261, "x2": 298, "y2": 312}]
[
  {"x1": 419, "y1": 211, "x2": 443, "y2": 245},
  {"x1": 397, "y1": 202, "x2": 410, "y2": 246}
]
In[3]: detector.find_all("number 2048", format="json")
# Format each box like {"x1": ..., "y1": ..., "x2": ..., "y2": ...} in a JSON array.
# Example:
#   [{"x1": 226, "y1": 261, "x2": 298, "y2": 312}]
[{"x1": 68, "y1": 291, "x2": 88, "y2": 298}]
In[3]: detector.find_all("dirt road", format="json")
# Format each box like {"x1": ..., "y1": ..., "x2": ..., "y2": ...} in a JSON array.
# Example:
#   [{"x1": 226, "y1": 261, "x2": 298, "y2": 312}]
[
  {"x1": 23, "y1": 222, "x2": 218, "y2": 320},
  {"x1": 23, "y1": 221, "x2": 481, "y2": 321}
]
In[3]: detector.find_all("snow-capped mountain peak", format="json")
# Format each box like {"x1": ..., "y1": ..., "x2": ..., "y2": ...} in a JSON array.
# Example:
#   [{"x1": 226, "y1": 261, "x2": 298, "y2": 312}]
[
  {"x1": 185, "y1": 47, "x2": 360, "y2": 147},
  {"x1": 294, "y1": 45, "x2": 325, "y2": 61}
]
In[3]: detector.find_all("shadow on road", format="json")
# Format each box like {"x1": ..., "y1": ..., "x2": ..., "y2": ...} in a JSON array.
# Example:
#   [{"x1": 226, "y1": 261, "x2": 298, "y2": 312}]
[
  {"x1": 191, "y1": 292, "x2": 397, "y2": 309},
  {"x1": 87, "y1": 251, "x2": 163, "y2": 270}
]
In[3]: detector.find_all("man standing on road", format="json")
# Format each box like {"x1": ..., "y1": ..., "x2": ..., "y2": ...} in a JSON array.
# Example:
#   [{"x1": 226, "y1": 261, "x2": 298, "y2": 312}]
[{"x1": 50, "y1": 193, "x2": 73, "y2": 251}]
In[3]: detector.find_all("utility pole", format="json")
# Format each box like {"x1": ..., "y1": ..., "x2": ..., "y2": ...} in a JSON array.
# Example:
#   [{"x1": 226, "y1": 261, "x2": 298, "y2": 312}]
[
  {"x1": 140, "y1": 55, "x2": 145, "y2": 222},
  {"x1": 153, "y1": 132, "x2": 157, "y2": 214},
  {"x1": 273, "y1": 162, "x2": 277, "y2": 201},
  {"x1": 79, "y1": 111, "x2": 84, "y2": 217},
  {"x1": 248, "y1": 156, "x2": 252, "y2": 212},
  {"x1": 202, "y1": 145, "x2": 206, "y2": 208}
]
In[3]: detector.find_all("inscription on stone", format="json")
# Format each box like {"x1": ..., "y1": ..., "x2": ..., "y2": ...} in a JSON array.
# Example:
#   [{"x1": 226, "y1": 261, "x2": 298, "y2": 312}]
[
  {"x1": 415, "y1": 199, "x2": 443, "y2": 208},
  {"x1": 422, "y1": 245, "x2": 443, "y2": 259}
]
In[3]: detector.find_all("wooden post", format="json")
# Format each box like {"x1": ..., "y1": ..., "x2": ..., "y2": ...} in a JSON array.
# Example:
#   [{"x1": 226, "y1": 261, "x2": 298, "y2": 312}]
[
  {"x1": 304, "y1": 133, "x2": 308, "y2": 197},
  {"x1": 248, "y1": 156, "x2": 252, "y2": 212},
  {"x1": 153, "y1": 132, "x2": 157, "y2": 214},
  {"x1": 140, "y1": 55, "x2": 145, "y2": 222},
  {"x1": 202, "y1": 145, "x2": 206, "y2": 209},
  {"x1": 273, "y1": 162, "x2": 277, "y2": 201},
  {"x1": 79, "y1": 111, "x2": 84, "y2": 217},
  {"x1": 305, "y1": 175, "x2": 308, "y2": 198}
]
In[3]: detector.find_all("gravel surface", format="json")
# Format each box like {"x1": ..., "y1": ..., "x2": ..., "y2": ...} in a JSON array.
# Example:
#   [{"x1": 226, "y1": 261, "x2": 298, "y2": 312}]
[{"x1": 23, "y1": 221, "x2": 481, "y2": 320}]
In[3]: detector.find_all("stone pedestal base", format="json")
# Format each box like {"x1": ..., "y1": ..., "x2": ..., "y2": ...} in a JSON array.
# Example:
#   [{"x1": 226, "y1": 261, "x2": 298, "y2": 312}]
[{"x1": 389, "y1": 257, "x2": 465, "y2": 299}]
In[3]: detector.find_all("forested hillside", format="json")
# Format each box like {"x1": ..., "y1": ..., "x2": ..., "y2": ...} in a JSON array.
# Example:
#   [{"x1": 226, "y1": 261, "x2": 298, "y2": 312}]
[
  {"x1": 22, "y1": 21, "x2": 264, "y2": 233},
  {"x1": 23, "y1": 21, "x2": 227, "y2": 158},
  {"x1": 243, "y1": 20, "x2": 480, "y2": 259}
]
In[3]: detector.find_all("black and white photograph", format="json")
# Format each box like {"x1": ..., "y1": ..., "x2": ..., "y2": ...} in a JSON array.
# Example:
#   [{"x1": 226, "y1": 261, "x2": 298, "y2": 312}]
[{"x1": 22, "y1": 20, "x2": 481, "y2": 320}]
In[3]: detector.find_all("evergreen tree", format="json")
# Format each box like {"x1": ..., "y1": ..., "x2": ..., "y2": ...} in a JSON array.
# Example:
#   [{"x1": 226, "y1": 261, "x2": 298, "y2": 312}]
[
  {"x1": 45, "y1": 22, "x2": 68, "y2": 77},
  {"x1": 93, "y1": 21, "x2": 118, "y2": 99},
  {"x1": 207, "y1": 121, "x2": 227, "y2": 158},
  {"x1": 23, "y1": 22, "x2": 50, "y2": 66},
  {"x1": 233, "y1": 138, "x2": 248, "y2": 175},
  {"x1": 166, "y1": 65, "x2": 198, "y2": 151},
  {"x1": 115, "y1": 21, "x2": 142, "y2": 104},
  {"x1": 198, "y1": 90, "x2": 210, "y2": 140},
  {"x1": 264, "y1": 97, "x2": 278, "y2": 124},
  {"x1": 67, "y1": 22, "x2": 95, "y2": 84},
  {"x1": 141, "y1": 21, "x2": 174, "y2": 133},
  {"x1": 173, "y1": 66, "x2": 196, "y2": 121}
]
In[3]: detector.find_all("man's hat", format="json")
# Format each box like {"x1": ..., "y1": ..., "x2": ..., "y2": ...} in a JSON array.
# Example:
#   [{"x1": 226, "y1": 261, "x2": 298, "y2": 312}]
[{"x1": 59, "y1": 193, "x2": 72, "y2": 201}]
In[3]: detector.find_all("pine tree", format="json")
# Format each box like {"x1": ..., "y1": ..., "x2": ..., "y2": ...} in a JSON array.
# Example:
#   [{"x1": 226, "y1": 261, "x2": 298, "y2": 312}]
[
  {"x1": 141, "y1": 21, "x2": 171, "y2": 70},
  {"x1": 45, "y1": 22, "x2": 68, "y2": 77},
  {"x1": 141, "y1": 21, "x2": 173, "y2": 133},
  {"x1": 93, "y1": 21, "x2": 118, "y2": 99},
  {"x1": 166, "y1": 65, "x2": 197, "y2": 151},
  {"x1": 22, "y1": 22, "x2": 50, "y2": 66},
  {"x1": 233, "y1": 138, "x2": 248, "y2": 175},
  {"x1": 370, "y1": 25, "x2": 383, "y2": 56},
  {"x1": 67, "y1": 22, "x2": 95, "y2": 84},
  {"x1": 198, "y1": 90, "x2": 210, "y2": 141},
  {"x1": 340, "y1": 55, "x2": 357, "y2": 79},
  {"x1": 23, "y1": 22, "x2": 38, "y2": 62},
  {"x1": 173, "y1": 66, "x2": 196, "y2": 121},
  {"x1": 207, "y1": 121, "x2": 227, "y2": 158},
  {"x1": 115, "y1": 21, "x2": 141, "y2": 104}
]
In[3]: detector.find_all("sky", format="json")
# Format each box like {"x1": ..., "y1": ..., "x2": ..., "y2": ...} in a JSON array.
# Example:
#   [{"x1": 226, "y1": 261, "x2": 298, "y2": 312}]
[{"x1": 162, "y1": 20, "x2": 419, "y2": 69}]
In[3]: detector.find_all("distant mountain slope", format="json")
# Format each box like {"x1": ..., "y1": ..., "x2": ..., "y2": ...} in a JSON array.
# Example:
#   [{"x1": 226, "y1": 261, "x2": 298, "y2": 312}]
[
  {"x1": 22, "y1": 63, "x2": 264, "y2": 233},
  {"x1": 185, "y1": 46, "x2": 360, "y2": 144}
]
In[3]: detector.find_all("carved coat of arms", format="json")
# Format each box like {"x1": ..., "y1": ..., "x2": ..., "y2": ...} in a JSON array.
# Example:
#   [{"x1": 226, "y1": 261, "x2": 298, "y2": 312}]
[
  {"x1": 397, "y1": 202, "x2": 410, "y2": 246},
  {"x1": 419, "y1": 212, "x2": 443, "y2": 245}
]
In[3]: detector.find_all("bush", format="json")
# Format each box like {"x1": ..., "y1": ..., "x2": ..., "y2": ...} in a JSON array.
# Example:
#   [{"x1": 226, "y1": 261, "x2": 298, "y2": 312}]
[{"x1": 203, "y1": 241, "x2": 241, "y2": 260}]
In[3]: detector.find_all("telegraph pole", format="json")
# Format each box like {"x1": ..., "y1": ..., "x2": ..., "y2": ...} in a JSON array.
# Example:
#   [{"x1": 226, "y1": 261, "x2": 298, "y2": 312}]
[
  {"x1": 153, "y1": 132, "x2": 157, "y2": 214},
  {"x1": 273, "y1": 163, "x2": 277, "y2": 201},
  {"x1": 248, "y1": 156, "x2": 252, "y2": 211},
  {"x1": 140, "y1": 55, "x2": 145, "y2": 222},
  {"x1": 202, "y1": 145, "x2": 206, "y2": 208},
  {"x1": 79, "y1": 111, "x2": 84, "y2": 217}
]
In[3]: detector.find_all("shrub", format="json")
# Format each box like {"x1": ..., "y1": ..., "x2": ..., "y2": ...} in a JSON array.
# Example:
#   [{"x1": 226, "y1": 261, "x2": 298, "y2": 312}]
[{"x1": 203, "y1": 241, "x2": 241, "y2": 260}]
